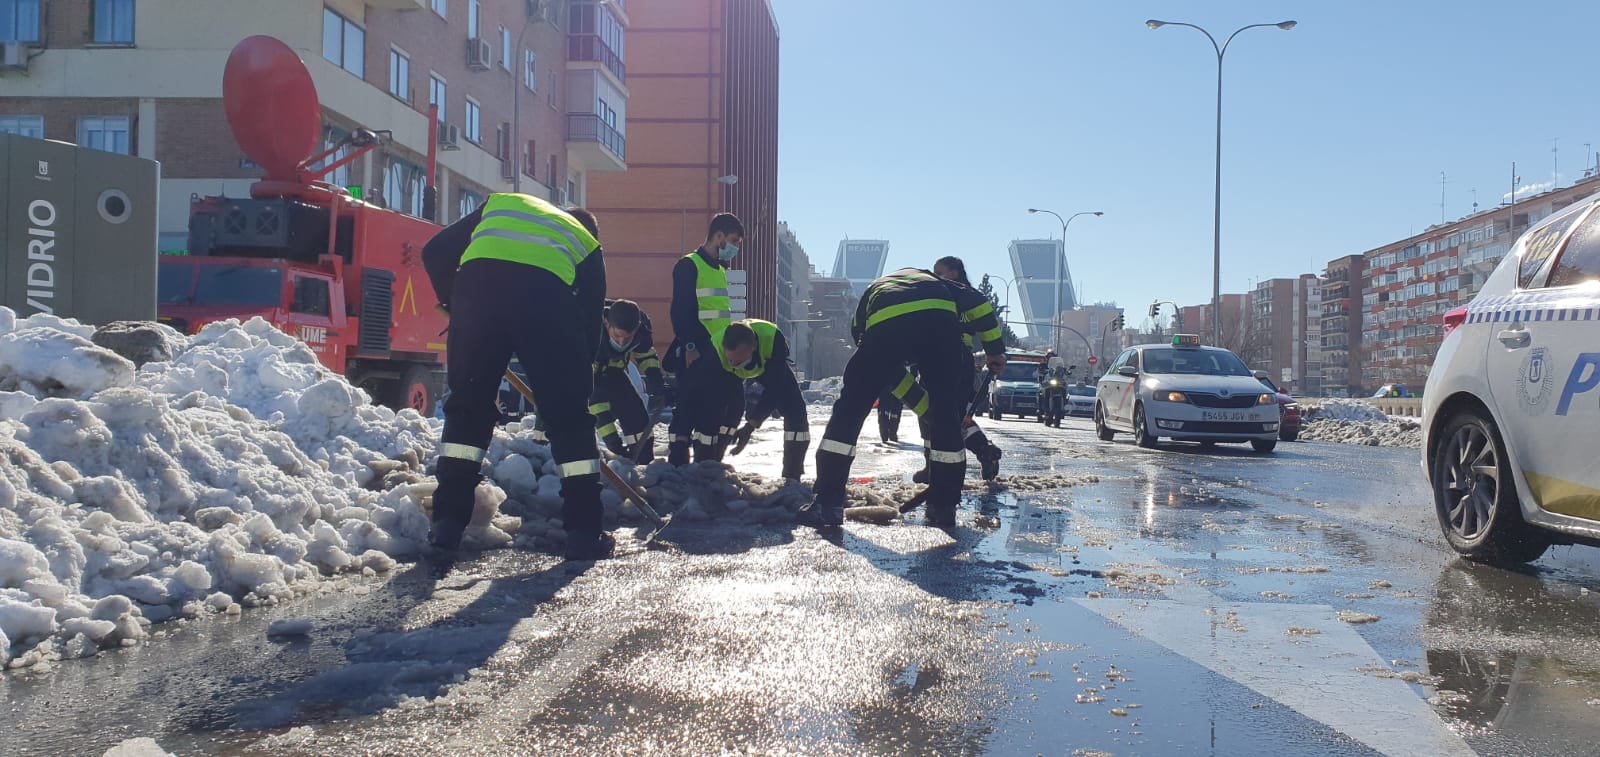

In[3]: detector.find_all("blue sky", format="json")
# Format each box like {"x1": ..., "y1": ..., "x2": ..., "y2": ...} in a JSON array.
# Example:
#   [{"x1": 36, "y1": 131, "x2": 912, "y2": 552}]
[{"x1": 769, "y1": 0, "x2": 1600, "y2": 324}]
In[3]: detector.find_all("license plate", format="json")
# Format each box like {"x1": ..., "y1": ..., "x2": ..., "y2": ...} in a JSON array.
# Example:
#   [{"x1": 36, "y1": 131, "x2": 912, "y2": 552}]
[{"x1": 1201, "y1": 411, "x2": 1247, "y2": 422}]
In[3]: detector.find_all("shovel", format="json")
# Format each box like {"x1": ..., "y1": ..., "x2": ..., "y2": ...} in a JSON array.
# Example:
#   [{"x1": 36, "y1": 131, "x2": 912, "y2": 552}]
[{"x1": 503, "y1": 370, "x2": 673, "y2": 543}]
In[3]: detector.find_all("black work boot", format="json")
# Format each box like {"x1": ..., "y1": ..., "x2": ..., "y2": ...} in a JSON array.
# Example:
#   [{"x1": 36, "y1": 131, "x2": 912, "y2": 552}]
[
  {"x1": 693, "y1": 442, "x2": 721, "y2": 463},
  {"x1": 560, "y1": 473, "x2": 614, "y2": 561},
  {"x1": 430, "y1": 457, "x2": 481, "y2": 551},
  {"x1": 668, "y1": 439, "x2": 690, "y2": 466},
  {"x1": 797, "y1": 491, "x2": 845, "y2": 528}
]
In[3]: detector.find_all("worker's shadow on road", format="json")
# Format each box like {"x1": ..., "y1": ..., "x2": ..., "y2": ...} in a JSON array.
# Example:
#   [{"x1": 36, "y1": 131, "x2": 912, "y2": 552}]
[
  {"x1": 832, "y1": 514, "x2": 1048, "y2": 606},
  {"x1": 212, "y1": 551, "x2": 590, "y2": 733}
]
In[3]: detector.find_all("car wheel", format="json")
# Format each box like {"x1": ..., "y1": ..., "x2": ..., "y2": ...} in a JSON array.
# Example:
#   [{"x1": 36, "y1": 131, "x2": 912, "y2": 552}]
[
  {"x1": 1432, "y1": 408, "x2": 1551, "y2": 564},
  {"x1": 1280, "y1": 428, "x2": 1299, "y2": 442},
  {"x1": 1088, "y1": 404, "x2": 1113, "y2": 438},
  {"x1": 1133, "y1": 404, "x2": 1157, "y2": 449},
  {"x1": 1251, "y1": 439, "x2": 1277, "y2": 453}
]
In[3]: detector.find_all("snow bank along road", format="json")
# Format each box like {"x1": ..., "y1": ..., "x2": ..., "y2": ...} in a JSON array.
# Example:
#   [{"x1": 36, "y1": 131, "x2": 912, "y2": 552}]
[{"x1": 6, "y1": 309, "x2": 1600, "y2": 755}]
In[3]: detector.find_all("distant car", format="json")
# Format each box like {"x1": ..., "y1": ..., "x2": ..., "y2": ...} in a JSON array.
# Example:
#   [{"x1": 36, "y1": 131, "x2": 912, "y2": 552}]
[
  {"x1": 1255, "y1": 373, "x2": 1302, "y2": 442},
  {"x1": 1372, "y1": 383, "x2": 1412, "y2": 398},
  {"x1": 1422, "y1": 192, "x2": 1600, "y2": 564},
  {"x1": 1094, "y1": 336, "x2": 1281, "y2": 452},
  {"x1": 1065, "y1": 384, "x2": 1096, "y2": 416},
  {"x1": 989, "y1": 352, "x2": 1045, "y2": 419}
]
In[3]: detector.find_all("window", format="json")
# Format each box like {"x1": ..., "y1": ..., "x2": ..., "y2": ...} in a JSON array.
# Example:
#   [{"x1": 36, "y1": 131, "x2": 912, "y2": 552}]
[
  {"x1": 429, "y1": 74, "x2": 446, "y2": 123},
  {"x1": 430, "y1": 0, "x2": 446, "y2": 17},
  {"x1": 1516, "y1": 207, "x2": 1585, "y2": 287},
  {"x1": 92, "y1": 0, "x2": 134, "y2": 45},
  {"x1": 322, "y1": 8, "x2": 364, "y2": 77},
  {"x1": 524, "y1": 50, "x2": 537, "y2": 90},
  {"x1": 465, "y1": 98, "x2": 481, "y2": 144},
  {"x1": 314, "y1": 127, "x2": 352, "y2": 187},
  {"x1": 383, "y1": 158, "x2": 426, "y2": 218},
  {"x1": 77, "y1": 116, "x2": 130, "y2": 154},
  {"x1": 467, "y1": 0, "x2": 479, "y2": 38},
  {"x1": 500, "y1": 26, "x2": 511, "y2": 70},
  {"x1": 2, "y1": 0, "x2": 41, "y2": 43},
  {"x1": 523, "y1": 139, "x2": 535, "y2": 177},
  {"x1": 0, "y1": 114, "x2": 43, "y2": 138},
  {"x1": 459, "y1": 190, "x2": 483, "y2": 222},
  {"x1": 1546, "y1": 209, "x2": 1600, "y2": 288},
  {"x1": 291, "y1": 277, "x2": 331, "y2": 317},
  {"x1": 388, "y1": 48, "x2": 409, "y2": 101},
  {"x1": 547, "y1": 154, "x2": 557, "y2": 189}
]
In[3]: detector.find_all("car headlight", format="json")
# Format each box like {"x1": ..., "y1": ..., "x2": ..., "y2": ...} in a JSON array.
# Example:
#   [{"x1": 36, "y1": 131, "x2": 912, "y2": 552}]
[
  {"x1": 1257, "y1": 393, "x2": 1275, "y2": 405},
  {"x1": 1285, "y1": 403, "x2": 1300, "y2": 412},
  {"x1": 1160, "y1": 391, "x2": 1188, "y2": 403}
]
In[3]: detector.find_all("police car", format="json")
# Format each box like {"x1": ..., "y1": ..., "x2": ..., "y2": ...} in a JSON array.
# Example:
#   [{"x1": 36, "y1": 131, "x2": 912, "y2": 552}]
[
  {"x1": 1422, "y1": 193, "x2": 1600, "y2": 564},
  {"x1": 1094, "y1": 335, "x2": 1281, "y2": 452}
]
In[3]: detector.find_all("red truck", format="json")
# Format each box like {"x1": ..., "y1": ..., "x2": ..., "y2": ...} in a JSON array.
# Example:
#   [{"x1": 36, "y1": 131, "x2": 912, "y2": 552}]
[{"x1": 158, "y1": 36, "x2": 448, "y2": 412}]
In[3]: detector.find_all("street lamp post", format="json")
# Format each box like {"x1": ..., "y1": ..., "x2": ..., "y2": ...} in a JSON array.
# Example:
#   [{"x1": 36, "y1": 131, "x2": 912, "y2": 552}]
[
  {"x1": 1146, "y1": 18, "x2": 1296, "y2": 346},
  {"x1": 1027, "y1": 208, "x2": 1102, "y2": 355}
]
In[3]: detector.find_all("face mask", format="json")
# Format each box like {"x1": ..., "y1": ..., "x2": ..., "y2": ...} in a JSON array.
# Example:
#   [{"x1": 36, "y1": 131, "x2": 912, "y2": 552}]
[
  {"x1": 609, "y1": 337, "x2": 628, "y2": 351},
  {"x1": 718, "y1": 243, "x2": 740, "y2": 261}
]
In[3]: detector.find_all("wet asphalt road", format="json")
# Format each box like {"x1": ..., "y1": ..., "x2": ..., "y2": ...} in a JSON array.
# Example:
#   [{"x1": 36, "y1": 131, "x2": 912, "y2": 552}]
[{"x1": 8, "y1": 414, "x2": 1600, "y2": 756}]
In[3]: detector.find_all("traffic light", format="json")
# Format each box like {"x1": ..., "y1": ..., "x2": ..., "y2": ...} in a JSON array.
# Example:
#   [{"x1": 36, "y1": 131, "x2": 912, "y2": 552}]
[
  {"x1": 1149, "y1": 302, "x2": 1160, "y2": 318},
  {"x1": 1111, "y1": 315, "x2": 1124, "y2": 331}
]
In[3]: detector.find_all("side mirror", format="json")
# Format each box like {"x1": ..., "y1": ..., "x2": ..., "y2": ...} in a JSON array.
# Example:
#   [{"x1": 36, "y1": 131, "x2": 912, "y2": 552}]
[
  {"x1": 1252, "y1": 370, "x2": 1269, "y2": 381},
  {"x1": 1118, "y1": 365, "x2": 1139, "y2": 378}
]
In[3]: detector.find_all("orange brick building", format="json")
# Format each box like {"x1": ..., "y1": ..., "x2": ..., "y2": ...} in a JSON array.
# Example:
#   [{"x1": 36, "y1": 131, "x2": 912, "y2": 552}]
[{"x1": 586, "y1": 0, "x2": 779, "y2": 345}]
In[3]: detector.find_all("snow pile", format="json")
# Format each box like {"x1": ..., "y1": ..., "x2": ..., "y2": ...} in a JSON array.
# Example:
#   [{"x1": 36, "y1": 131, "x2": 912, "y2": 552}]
[
  {"x1": 1305, "y1": 399, "x2": 1390, "y2": 423},
  {"x1": 1297, "y1": 399, "x2": 1422, "y2": 448},
  {"x1": 804, "y1": 376, "x2": 844, "y2": 406},
  {"x1": 0, "y1": 309, "x2": 447, "y2": 669},
  {"x1": 1299, "y1": 417, "x2": 1423, "y2": 448}
]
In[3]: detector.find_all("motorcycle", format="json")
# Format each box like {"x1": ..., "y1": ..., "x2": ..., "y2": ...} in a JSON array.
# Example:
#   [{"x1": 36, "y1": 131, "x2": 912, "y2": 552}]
[{"x1": 1038, "y1": 374, "x2": 1067, "y2": 428}]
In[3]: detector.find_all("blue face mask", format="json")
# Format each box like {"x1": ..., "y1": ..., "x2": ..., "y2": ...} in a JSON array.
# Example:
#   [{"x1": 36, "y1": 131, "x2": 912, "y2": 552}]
[
  {"x1": 609, "y1": 337, "x2": 628, "y2": 351},
  {"x1": 718, "y1": 243, "x2": 740, "y2": 261}
]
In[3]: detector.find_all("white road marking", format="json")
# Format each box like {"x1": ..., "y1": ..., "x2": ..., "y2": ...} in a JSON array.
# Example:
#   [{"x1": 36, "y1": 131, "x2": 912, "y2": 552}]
[{"x1": 1075, "y1": 592, "x2": 1476, "y2": 757}]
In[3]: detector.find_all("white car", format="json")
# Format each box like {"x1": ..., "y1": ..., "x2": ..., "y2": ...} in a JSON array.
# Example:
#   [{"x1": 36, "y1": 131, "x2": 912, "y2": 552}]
[
  {"x1": 1094, "y1": 336, "x2": 1281, "y2": 452},
  {"x1": 1422, "y1": 193, "x2": 1600, "y2": 564},
  {"x1": 1066, "y1": 384, "x2": 1097, "y2": 416}
]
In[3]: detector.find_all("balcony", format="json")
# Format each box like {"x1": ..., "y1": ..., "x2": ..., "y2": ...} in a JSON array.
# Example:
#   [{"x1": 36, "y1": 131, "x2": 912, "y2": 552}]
[
  {"x1": 569, "y1": 34, "x2": 625, "y2": 83},
  {"x1": 567, "y1": 113, "x2": 626, "y2": 171},
  {"x1": 365, "y1": 0, "x2": 427, "y2": 9}
]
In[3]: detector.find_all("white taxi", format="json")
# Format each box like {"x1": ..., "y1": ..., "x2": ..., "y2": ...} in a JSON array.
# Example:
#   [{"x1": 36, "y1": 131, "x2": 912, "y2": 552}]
[
  {"x1": 1422, "y1": 193, "x2": 1600, "y2": 564},
  {"x1": 1094, "y1": 336, "x2": 1281, "y2": 452}
]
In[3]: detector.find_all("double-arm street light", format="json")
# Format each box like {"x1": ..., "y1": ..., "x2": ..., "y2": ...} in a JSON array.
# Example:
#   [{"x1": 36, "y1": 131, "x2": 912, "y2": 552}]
[
  {"x1": 1146, "y1": 18, "x2": 1295, "y2": 346},
  {"x1": 1027, "y1": 208, "x2": 1102, "y2": 354}
]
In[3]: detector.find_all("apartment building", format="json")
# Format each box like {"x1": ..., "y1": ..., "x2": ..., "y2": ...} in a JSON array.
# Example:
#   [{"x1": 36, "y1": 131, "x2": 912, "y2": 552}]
[
  {"x1": 1251, "y1": 277, "x2": 1314, "y2": 392},
  {"x1": 1359, "y1": 174, "x2": 1600, "y2": 387},
  {"x1": 584, "y1": 0, "x2": 779, "y2": 341},
  {"x1": 0, "y1": 0, "x2": 629, "y2": 253},
  {"x1": 1318, "y1": 254, "x2": 1364, "y2": 396}
]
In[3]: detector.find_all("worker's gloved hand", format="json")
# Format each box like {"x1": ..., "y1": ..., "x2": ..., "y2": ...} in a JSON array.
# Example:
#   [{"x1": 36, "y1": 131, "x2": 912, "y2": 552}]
[
  {"x1": 986, "y1": 353, "x2": 1008, "y2": 375},
  {"x1": 728, "y1": 423, "x2": 758, "y2": 456},
  {"x1": 603, "y1": 435, "x2": 628, "y2": 457},
  {"x1": 645, "y1": 375, "x2": 666, "y2": 397}
]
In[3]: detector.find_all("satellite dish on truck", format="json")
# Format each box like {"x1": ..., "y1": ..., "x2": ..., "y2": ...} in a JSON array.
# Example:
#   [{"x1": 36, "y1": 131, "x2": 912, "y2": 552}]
[{"x1": 222, "y1": 35, "x2": 322, "y2": 186}]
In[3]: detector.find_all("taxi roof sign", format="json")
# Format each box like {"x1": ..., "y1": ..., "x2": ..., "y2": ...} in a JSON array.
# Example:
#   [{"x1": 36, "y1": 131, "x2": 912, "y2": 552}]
[{"x1": 1172, "y1": 334, "x2": 1202, "y2": 348}]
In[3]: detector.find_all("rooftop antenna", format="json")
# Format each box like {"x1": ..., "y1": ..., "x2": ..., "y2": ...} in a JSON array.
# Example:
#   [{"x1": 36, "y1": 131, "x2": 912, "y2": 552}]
[
  {"x1": 1553, "y1": 138, "x2": 1561, "y2": 189},
  {"x1": 1439, "y1": 171, "x2": 1453, "y2": 224}
]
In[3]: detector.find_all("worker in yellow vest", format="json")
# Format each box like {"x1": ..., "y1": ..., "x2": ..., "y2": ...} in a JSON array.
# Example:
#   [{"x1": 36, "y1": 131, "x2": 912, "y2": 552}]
[
  {"x1": 421, "y1": 193, "x2": 612, "y2": 560},
  {"x1": 715, "y1": 319, "x2": 810, "y2": 480},
  {"x1": 799, "y1": 269, "x2": 1006, "y2": 529},
  {"x1": 666, "y1": 213, "x2": 744, "y2": 465}
]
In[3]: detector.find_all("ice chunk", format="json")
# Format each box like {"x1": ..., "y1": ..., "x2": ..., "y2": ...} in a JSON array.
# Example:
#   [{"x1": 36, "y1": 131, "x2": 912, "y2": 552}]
[
  {"x1": 101, "y1": 737, "x2": 175, "y2": 757},
  {"x1": 267, "y1": 618, "x2": 313, "y2": 637}
]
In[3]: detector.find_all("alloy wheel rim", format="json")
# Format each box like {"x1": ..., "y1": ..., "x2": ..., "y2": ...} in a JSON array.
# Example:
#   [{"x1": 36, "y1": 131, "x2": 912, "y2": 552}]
[{"x1": 1441, "y1": 423, "x2": 1499, "y2": 539}]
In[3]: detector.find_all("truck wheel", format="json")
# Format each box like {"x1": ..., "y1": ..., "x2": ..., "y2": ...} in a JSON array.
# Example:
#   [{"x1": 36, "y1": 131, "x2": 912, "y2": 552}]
[{"x1": 397, "y1": 365, "x2": 444, "y2": 415}]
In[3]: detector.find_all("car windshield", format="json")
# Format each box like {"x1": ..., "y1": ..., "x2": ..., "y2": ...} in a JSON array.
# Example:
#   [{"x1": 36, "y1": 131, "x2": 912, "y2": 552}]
[
  {"x1": 158, "y1": 264, "x2": 196, "y2": 304},
  {"x1": 1140, "y1": 348, "x2": 1252, "y2": 377},
  {"x1": 191, "y1": 266, "x2": 283, "y2": 308},
  {"x1": 998, "y1": 362, "x2": 1041, "y2": 382},
  {"x1": 1068, "y1": 386, "x2": 1096, "y2": 397}
]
